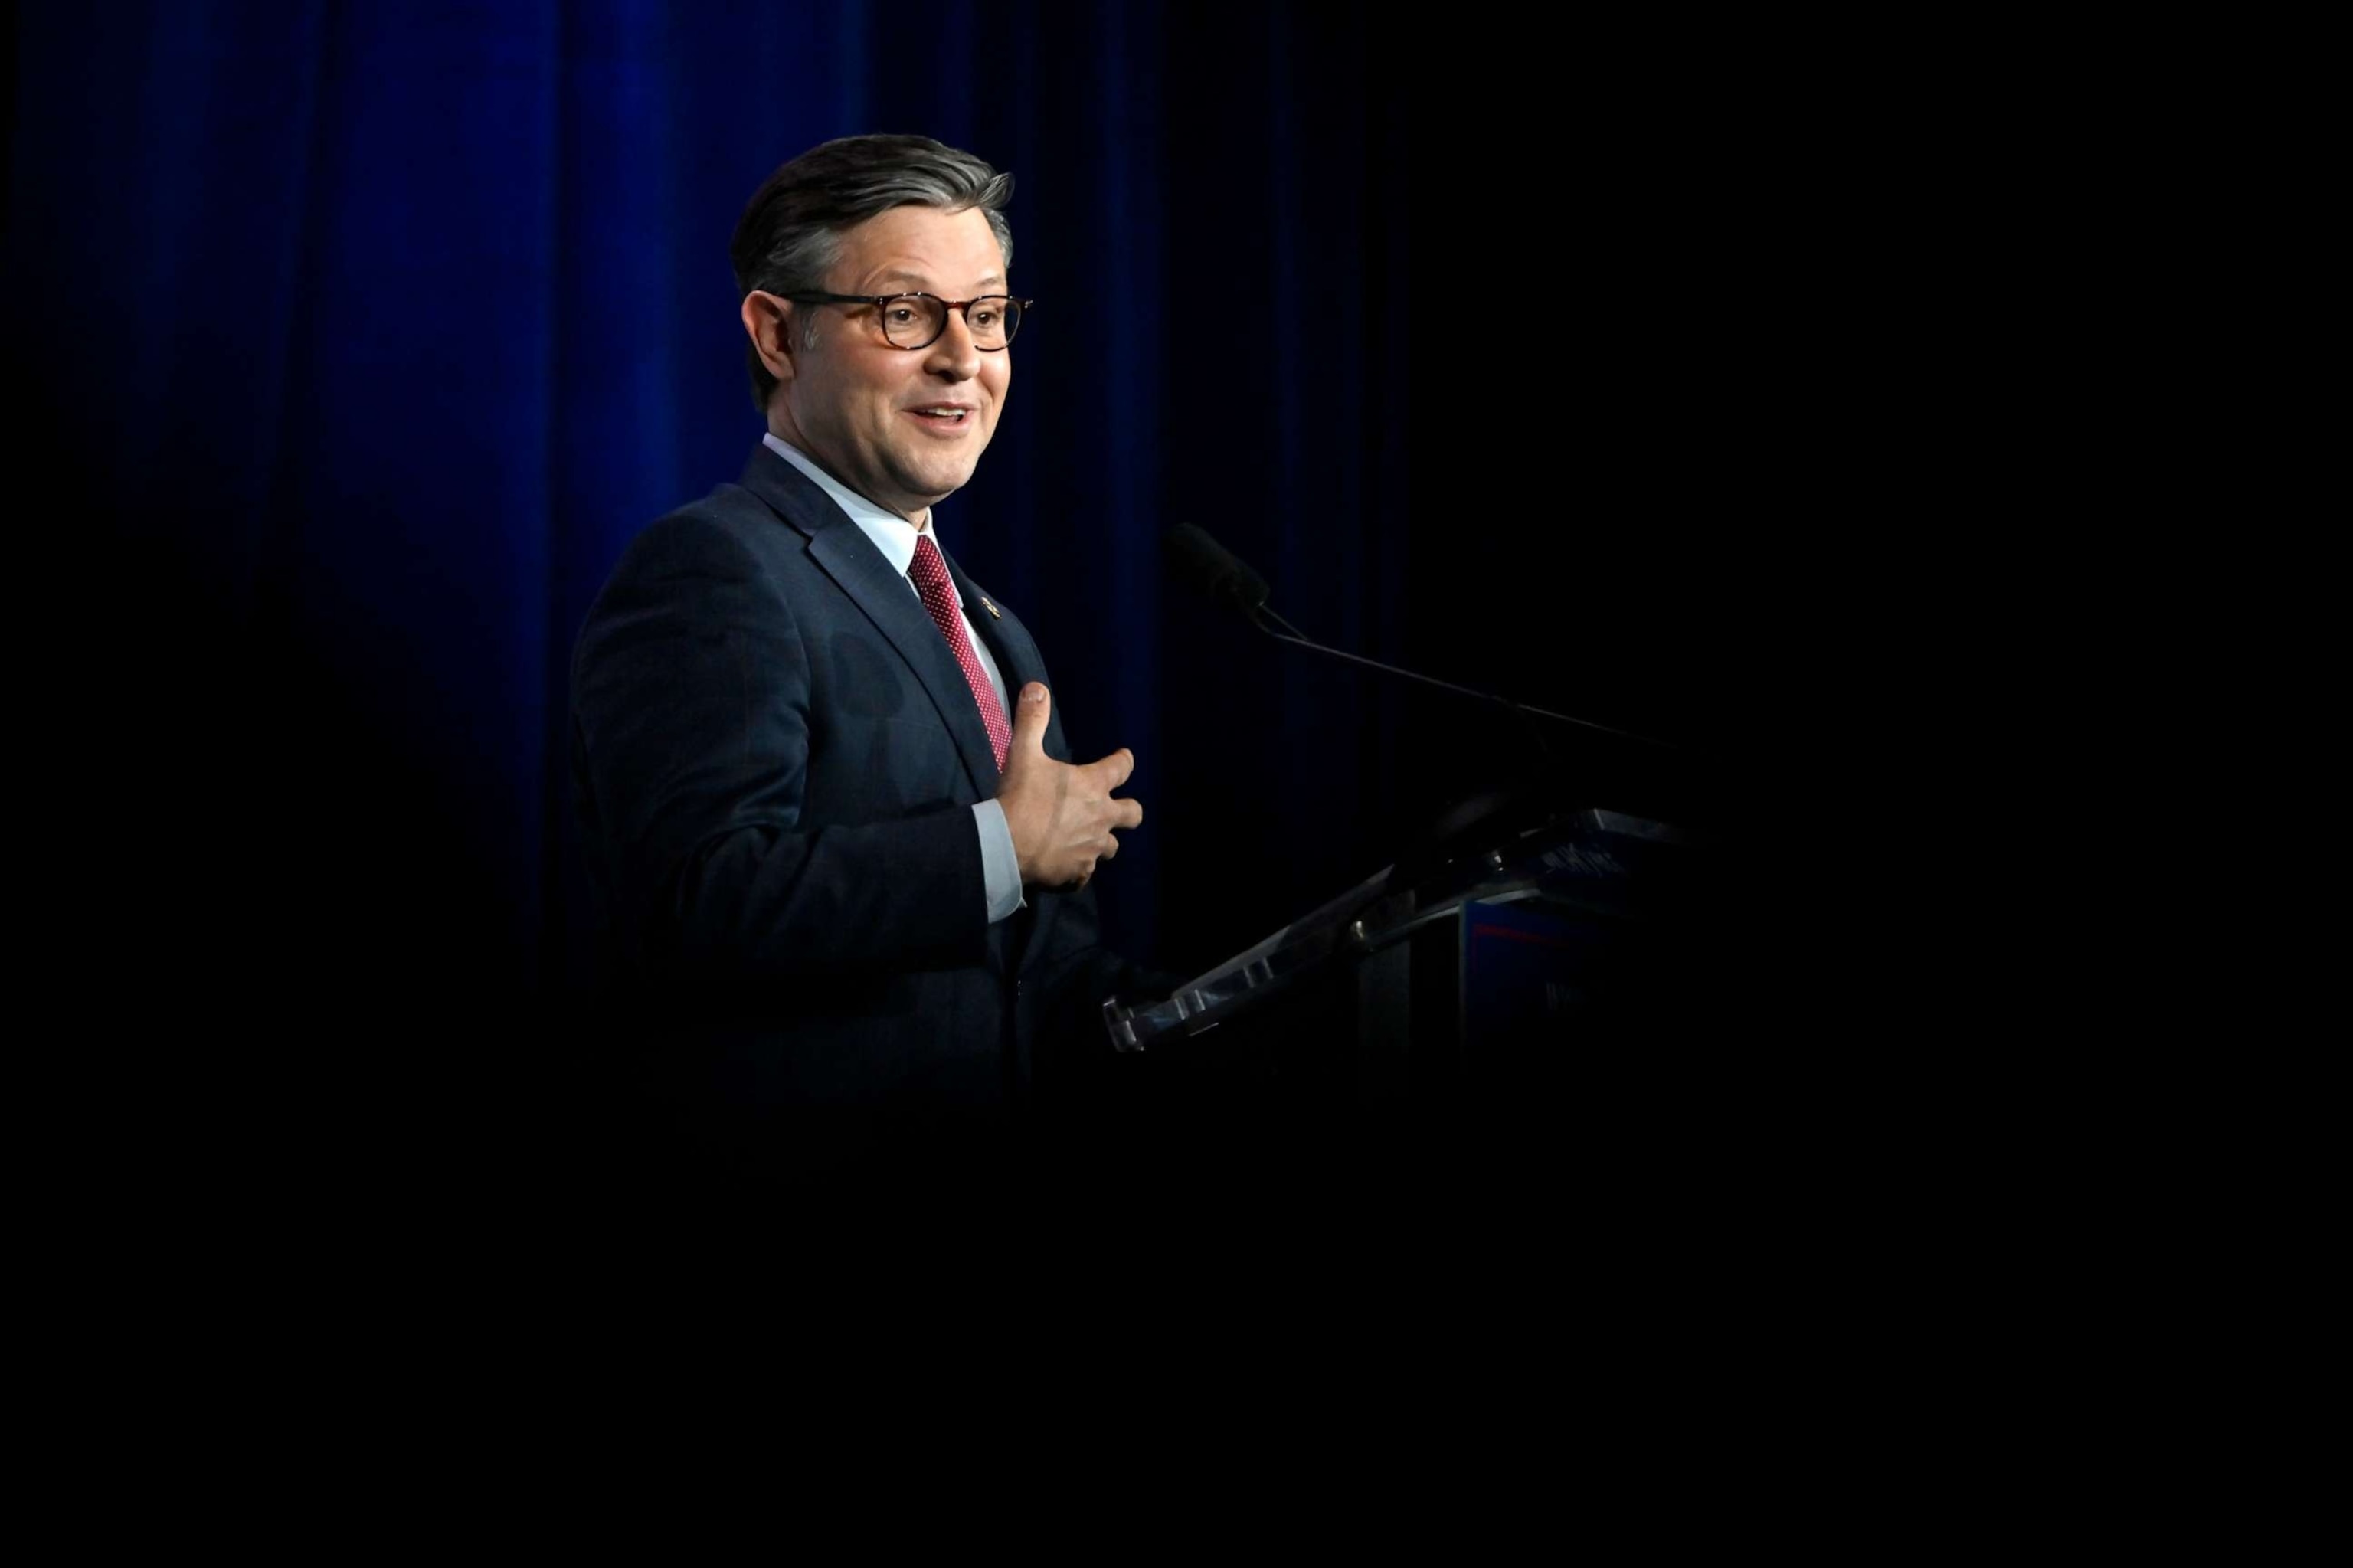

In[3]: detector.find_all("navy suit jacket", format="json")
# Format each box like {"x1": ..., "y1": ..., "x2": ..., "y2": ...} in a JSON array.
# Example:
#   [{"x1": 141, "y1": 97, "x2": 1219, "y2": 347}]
[{"x1": 571, "y1": 444, "x2": 1147, "y2": 1175}]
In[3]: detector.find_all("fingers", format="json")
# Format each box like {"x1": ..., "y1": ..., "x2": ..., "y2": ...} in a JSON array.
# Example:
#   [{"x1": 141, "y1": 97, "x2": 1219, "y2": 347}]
[
  {"x1": 1011, "y1": 720, "x2": 1143, "y2": 892},
  {"x1": 1087, "y1": 750, "x2": 1142, "y2": 834},
  {"x1": 1010, "y1": 682, "x2": 1050, "y2": 757}
]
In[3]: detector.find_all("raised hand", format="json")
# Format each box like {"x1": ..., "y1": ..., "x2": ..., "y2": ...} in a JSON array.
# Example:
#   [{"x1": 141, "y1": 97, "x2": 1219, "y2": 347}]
[{"x1": 996, "y1": 683, "x2": 1144, "y2": 892}]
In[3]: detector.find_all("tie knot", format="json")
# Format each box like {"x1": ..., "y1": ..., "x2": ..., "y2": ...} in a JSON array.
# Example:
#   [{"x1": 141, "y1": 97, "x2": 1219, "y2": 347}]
[{"x1": 911, "y1": 531, "x2": 951, "y2": 590}]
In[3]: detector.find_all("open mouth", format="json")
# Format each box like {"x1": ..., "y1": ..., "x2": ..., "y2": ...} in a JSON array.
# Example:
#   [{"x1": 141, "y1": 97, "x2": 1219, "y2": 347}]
[{"x1": 909, "y1": 406, "x2": 973, "y2": 425}]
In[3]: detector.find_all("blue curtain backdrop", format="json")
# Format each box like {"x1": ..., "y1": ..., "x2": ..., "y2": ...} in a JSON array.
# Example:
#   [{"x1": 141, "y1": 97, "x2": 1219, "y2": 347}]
[{"x1": 9, "y1": 3, "x2": 1761, "y2": 1086}]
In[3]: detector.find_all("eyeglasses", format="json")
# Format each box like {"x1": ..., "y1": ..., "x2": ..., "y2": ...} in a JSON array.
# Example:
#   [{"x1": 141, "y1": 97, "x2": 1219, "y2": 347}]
[{"x1": 782, "y1": 292, "x2": 1031, "y2": 351}]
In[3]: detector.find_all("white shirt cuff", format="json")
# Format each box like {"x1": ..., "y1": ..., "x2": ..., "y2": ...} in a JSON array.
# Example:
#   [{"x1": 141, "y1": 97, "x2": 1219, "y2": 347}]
[{"x1": 973, "y1": 799, "x2": 1025, "y2": 924}]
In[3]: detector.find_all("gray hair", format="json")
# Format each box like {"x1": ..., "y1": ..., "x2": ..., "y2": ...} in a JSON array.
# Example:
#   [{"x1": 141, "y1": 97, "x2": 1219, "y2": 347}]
[{"x1": 730, "y1": 133, "x2": 1016, "y2": 411}]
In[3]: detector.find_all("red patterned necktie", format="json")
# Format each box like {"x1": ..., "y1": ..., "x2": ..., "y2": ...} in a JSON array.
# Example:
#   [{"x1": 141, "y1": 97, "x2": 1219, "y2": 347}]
[{"x1": 908, "y1": 532, "x2": 1012, "y2": 771}]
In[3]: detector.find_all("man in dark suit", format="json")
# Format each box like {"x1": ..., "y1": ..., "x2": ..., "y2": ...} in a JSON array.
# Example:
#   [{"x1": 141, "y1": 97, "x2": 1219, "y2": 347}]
[{"x1": 570, "y1": 134, "x2": 1158, "y2": 1188}]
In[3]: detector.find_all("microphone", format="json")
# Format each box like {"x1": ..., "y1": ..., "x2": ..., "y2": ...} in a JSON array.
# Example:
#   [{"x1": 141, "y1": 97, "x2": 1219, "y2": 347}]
[
  {"x1": 1163, "y1": 523, "x2": 1269, "y2": 617},
  {"x1": 1162, "y1": 524, "x2": 1684, "y2": 754}
]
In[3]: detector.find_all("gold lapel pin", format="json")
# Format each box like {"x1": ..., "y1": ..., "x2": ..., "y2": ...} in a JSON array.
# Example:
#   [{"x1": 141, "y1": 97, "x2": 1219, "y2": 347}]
[{"x1": 980, "y1": 596, "x2": 1002, "y2": 619}]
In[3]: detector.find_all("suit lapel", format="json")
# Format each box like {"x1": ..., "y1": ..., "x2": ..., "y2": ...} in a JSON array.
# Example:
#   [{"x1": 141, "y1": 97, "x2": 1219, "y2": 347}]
[
  {"x1": 946, "y1": 555, "x2": 1048, "y2": 725},
  {"x1": 741, "y1": 447, "x2": 1003, "y2": 800}
]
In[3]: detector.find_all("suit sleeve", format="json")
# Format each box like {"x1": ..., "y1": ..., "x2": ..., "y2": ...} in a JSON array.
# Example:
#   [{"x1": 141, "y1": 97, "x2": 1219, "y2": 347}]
[{"x1": 571, "y1": 512, "x2": 987, "y2": 980}]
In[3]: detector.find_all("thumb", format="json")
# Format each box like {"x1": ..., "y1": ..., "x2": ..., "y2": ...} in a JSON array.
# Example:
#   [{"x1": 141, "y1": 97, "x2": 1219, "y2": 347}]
[{"x1": 1010, "y1": 682, "x2": 1050, "y2": 755}]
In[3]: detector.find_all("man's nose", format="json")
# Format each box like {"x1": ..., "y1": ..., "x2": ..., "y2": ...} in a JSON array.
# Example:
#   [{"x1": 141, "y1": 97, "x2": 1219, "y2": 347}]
[{"x1": 924, "y1": 309, "x2": 983, "y2": 378}]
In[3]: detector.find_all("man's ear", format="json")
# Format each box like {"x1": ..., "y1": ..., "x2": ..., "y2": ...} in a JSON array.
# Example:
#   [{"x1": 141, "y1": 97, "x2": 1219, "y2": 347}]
[{"x1": 741, "y1": 290, "x2": 797, "y2": 386}]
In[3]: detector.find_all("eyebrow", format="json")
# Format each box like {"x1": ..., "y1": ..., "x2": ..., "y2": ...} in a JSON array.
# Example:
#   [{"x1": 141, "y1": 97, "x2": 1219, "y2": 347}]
[{"x1": 869, "y1": 268, "x2": 1007, "y2": 292}]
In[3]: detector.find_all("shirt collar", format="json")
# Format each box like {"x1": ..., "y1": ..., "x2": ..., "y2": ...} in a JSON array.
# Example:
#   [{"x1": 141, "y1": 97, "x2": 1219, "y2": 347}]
[{"x1": 762, "y1": 433, "x2": 947, "y2": 592}]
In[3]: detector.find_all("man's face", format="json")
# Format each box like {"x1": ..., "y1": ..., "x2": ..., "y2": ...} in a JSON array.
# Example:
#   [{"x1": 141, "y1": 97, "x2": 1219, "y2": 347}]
[{"x1": 768, "y1": 204, "x2": 1011, "y2": 522}]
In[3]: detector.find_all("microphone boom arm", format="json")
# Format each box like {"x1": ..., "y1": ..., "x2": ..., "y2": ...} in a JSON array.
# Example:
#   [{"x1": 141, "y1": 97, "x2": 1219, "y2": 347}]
[{"x1": 1245, "y1": 605, "x2": 1684, "y2": 754}]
